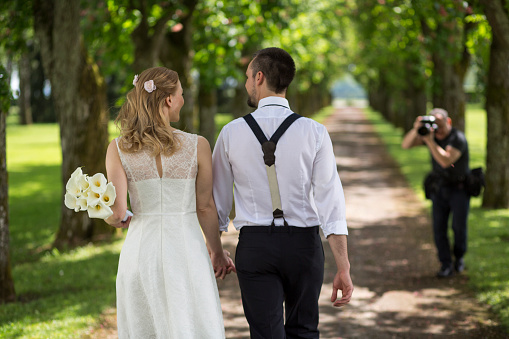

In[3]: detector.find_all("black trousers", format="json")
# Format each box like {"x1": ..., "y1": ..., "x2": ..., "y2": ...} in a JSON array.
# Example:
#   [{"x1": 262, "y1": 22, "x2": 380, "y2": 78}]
[
  {"x1": 431, "y1": 185, "x2": 470, "y2": 267},
  {"x1": 235, "y1": 226, "x2": 324, "y2": 339}
]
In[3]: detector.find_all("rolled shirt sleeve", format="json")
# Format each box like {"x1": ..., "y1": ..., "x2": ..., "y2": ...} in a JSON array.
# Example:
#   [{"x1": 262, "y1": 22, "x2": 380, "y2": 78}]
[
  {"x1": 212, "y1": 128, "x2": 234, "y2": 232},
  {"x1": 312, "y1": 127, "x2": 348, "y2": 238}
]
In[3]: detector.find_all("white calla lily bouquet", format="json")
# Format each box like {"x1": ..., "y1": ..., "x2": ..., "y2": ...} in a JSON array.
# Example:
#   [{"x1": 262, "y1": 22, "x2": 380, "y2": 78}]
[{"x1": 64, "y1": 167, "x2": 117, "y2": 219}]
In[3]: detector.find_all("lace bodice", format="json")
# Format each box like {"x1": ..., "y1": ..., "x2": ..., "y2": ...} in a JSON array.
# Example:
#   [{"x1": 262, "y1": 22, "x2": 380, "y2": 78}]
[{"x1": 115, "y1": 131, "x2": 198, "y2": 215}]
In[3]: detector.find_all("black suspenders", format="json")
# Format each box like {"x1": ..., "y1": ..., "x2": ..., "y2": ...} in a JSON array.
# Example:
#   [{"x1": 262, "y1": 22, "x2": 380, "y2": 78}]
[{"x1": 243, "y1": 113, "x2": 302, "y2": 226}]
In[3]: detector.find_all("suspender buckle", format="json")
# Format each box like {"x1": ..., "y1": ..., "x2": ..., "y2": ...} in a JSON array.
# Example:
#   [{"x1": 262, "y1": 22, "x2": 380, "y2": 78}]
[{"x1": 273, "y1": 208, "x2": 284, "y2": 219}]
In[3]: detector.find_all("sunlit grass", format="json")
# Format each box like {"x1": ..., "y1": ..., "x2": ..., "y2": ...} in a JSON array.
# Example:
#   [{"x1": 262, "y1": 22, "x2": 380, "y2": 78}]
[
  {"x1": 364, "y1": 104, "x2": 509, "y2": 330},
  {"x1": 3, "y1": 119, "x2": 123, "y2": 338}
]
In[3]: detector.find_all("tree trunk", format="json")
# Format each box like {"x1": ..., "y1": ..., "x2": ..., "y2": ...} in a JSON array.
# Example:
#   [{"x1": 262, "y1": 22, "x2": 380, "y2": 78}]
[
  {"x1": 231, "y1": 85, "x2": 251, "y2": 118},
  {"x1": 402, "y1": 68, "x2": 427, "y2": 132},
  {"x1": 18, "y1": 53, "x2": 33, "y2": 125},
  {"x1": 34, "y1": 0, "x2": 112, "y2": 249},
  {"x1": 430, "y1": 20, "x2": 471, "y2": 132},
  {"x1": 31, "y1": 51, "x2": 56, "y2": 123},
  {"x1": 159, "y1": 0, "x2": 198, "y2": 133},
  {"x1": 198, "y1": 83, "x2": 217, "y2": 147},
  {"x1": 0, "y1": 85, "x2": 16, "y2": 303},
  {"x1": 130, "y1": 5, "x2": 175, "y2": 74},
  {"x1": 480, "y1": 0, "x2": 509, "y2": 208}
]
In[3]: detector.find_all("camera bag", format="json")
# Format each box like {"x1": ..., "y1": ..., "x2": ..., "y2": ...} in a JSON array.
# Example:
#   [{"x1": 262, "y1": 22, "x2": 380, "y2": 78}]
[{"x1": 465, "y1": 167, "x2": 485, "y2": 197}]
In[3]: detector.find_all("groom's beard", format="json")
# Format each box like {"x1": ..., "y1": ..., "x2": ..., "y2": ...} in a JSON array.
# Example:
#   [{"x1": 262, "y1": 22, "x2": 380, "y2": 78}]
[
  {"x1": 247, "y1": 87, "x2": 258, "y2": 108},
  {"x1": 247, "y1": 97, "x2": 257, "y2": 108}
]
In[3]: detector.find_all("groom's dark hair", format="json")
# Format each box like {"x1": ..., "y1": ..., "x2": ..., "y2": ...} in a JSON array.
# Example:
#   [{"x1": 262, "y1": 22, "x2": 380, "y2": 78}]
[{"x1": 251, "y1": 47, "x2": 296, "y2": 94}]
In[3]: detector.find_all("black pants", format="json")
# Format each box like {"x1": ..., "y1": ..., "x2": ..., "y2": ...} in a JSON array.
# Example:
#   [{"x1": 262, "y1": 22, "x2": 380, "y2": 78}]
[
  {"x1": 235, "y1": 226, "x2": 324, "y2": 339},
  {"x1": 431, "y1": 185, "x2": 470, "y2": 267}
]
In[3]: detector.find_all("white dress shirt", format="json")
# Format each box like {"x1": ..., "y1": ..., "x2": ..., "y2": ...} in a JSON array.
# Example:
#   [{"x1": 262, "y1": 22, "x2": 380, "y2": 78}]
[{"x1": 212, "y1": 96, "x2": 347, "y2": 237}]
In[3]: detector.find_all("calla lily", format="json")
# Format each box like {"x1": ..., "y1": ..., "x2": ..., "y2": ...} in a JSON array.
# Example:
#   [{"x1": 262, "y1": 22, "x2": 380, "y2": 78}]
[
  {"x1": 64, "y1": 167, "x2": 119, "y2": 220},
  {"x1": 88, "y1": 173, "x2": 107, "y2": 194},
  {"x1": 77, "y1": 197, "x2": 88, "y2": 211},
  {"x1": 66, "y1": 167, "x2": 87, "y2": 196},
  {"x1": 101, "y1": 182, "x2": 116, "y2": 206},
  {"x1": 81, "y1": 187, "x2": 90, "y2": 198},
  {"x1": 70, "y1": 167, "x2": 84, "y2": 181},
  {"x1": 77, "y1": 174, "x2": 90, "y2": 191},
  {"x1": 65, "y1": 177, "x2": 81, "y2": 197},
  {"x1": 87, "y1": 201, "x2": 113, "y2": 219},
  {"x1": 86, "y1": 190, "x2": 102, "y2": 207},
  {"x1": 65, "y1": 192, "x2": 81, "y2": 212}
]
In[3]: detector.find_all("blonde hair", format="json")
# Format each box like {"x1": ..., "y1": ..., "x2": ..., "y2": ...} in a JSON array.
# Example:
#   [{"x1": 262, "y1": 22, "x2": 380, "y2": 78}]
[{"x1": 116, "y1": 67, "x2": 181, "y2": 156}]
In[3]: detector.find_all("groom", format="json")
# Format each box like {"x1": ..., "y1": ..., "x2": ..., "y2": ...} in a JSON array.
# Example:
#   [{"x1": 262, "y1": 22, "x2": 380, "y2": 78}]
[{"x1": 212, "y1": 47, "x2": 353, "y2": 338}]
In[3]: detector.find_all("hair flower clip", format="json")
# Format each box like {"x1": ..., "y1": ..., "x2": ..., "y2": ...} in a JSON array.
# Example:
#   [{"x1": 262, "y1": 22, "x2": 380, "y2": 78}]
[
  {"x1": 132, "y1": 74, "x2": 139, "y2": 86},
  {"x1": 144, "y1": 80, "x2": 156, "y2": 93}
]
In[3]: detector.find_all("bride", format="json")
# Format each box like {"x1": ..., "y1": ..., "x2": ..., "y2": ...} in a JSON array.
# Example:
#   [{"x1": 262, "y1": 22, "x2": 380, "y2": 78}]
[{"x1": 104, "y1": 67, "x2": 234, "y2": 338}]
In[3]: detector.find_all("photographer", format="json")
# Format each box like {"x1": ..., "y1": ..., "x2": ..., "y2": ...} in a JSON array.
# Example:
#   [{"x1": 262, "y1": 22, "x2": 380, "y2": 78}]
[{"x1": 402, "y1": 108, "x2": 470, "y2": 278}]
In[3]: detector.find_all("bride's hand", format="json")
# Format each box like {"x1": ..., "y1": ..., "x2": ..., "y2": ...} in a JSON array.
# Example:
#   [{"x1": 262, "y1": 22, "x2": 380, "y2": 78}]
[
  {"x1": 210, "y1": 249, "x2": 230, "y2": 280},
  {"x1": 108, "y1": 216, "x2": 131, "y2": 229}
]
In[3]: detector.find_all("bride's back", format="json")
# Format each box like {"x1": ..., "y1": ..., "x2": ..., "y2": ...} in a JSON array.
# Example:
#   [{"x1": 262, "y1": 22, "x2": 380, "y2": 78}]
[{"x1": 116, "y1": 131, "x2": 198, "y2": 216}]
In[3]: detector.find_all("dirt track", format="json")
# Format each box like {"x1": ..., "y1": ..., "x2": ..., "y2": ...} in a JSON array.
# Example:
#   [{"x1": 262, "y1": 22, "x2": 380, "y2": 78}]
[{"x1": 85, "y1": 106, "x2": 507, "y2": 339}]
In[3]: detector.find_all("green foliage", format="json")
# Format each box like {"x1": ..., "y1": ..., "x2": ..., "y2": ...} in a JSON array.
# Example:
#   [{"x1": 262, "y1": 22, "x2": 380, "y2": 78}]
[
  {"x1": 192, "y1": 0, "x2": 294, "y2": 89},
  {"x1": 351, "y1": 0, "x2": 429, "y2": 90},
  {"x1": 365, "y1": 104, "x2": 509, "y2": 331},
  {"x1": 350, "y1": 0, "x2": 489, "y2": 112},
  {"x1": 0, "y1": 0, "x2": 33, "y2": 56}
]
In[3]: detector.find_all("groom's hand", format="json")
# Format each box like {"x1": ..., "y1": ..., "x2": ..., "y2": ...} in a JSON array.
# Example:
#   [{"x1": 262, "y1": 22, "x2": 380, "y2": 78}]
[
  {"x1": 224, "y1": 250, "x2": 236, "y2": 274},
  {"x1": 331, "y1": 270, "x2": 353, "y2": 307}
]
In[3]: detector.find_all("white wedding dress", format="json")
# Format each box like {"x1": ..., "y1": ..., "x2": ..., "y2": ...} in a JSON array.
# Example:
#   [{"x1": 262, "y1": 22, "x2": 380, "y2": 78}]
[{"x1": 114, "y1": 131, "x2": 225, "y2": 338}]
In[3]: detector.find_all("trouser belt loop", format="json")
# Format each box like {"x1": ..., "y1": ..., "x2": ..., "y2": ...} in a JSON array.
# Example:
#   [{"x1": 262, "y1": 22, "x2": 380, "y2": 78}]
[{"x1": 284, "y1": 218, "x2": 292, "y2": 235}]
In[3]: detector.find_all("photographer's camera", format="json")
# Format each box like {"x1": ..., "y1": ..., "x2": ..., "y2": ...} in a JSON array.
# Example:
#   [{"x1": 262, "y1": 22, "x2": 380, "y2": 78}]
[{"x1": 417, "y1": 116, "x2": 438, "y2": 136}]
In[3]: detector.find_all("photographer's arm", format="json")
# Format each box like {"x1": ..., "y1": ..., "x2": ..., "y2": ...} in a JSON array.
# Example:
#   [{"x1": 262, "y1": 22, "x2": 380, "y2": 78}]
[
  {"x1": 422, "y1": 137, "x2": 462, "y2": 168},
  {"x1": 401, "y1": 118, "x2": 424, "y2": 149}
]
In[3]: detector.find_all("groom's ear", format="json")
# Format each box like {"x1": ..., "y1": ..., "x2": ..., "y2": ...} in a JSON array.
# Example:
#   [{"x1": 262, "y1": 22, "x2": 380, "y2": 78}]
[{"x1": 256, "y1": 71, "x2": 264, "y2": 85}]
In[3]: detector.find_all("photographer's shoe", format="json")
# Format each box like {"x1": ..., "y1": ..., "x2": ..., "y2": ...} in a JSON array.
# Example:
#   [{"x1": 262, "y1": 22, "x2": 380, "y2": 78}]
[
  {"x1": 455, "y1": 258, "x2": 465, "y2": 273},
  {"x1": 436, "y1": 264, "x2": 454, "y2": 278}
]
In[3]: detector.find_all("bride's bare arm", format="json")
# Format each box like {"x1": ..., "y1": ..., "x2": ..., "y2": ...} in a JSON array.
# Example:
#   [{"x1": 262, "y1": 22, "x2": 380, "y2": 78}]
[
  {"x1": 105, "y1": 140, "x2": 131, "y2": 228},
  {"x1": 196, "y1": 136, "x2": 235, "y2": 278}
]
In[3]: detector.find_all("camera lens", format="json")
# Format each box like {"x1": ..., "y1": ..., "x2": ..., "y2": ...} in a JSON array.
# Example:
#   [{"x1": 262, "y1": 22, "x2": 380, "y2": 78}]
[{"x1": 417, "y1": 125, "x2": 431, "y2": 136}]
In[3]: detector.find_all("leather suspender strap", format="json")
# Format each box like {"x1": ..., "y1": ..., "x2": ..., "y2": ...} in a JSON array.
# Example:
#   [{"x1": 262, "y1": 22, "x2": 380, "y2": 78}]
[{"x1": 243, "y1": 113, "x2": 301, "y2": 226}]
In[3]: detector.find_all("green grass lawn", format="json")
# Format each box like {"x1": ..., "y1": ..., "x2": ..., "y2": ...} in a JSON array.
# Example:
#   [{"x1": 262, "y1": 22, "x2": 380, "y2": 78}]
[
  {"x1": 364, "y1": 104, "x2": 509, "y2": 331},
  {"x1": 1, "y1": 106, "x2": 335, "y2": 338}
]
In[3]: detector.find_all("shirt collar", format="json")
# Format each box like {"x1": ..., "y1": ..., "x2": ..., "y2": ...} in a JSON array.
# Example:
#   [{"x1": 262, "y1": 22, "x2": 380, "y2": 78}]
[{"x1": 257, "y1": 96, "x2": 290, "y2": 110}]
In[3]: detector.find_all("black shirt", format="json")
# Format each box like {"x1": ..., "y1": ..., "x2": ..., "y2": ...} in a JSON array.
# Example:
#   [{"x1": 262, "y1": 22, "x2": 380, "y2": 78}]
[{"x1": 431, "y1": 128, "x2": 469, "y2": 182}]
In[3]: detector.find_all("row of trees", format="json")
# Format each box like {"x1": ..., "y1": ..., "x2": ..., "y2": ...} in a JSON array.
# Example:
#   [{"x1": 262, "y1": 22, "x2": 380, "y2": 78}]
[
  {"x1": 0, "y1": 0, "x2": 351, "y2": 302},
  {"x1": 348, "y1": 0, "x2": 509, "y2": 209},
  {"x1": 1, "y1": 0, "x2": 508, "y2": 304}
]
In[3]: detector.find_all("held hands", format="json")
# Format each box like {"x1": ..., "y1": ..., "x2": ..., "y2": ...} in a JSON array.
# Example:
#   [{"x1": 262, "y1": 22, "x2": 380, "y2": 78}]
[
  {"x1": 331, "y1": 270, "x2": 353, "y2": 307},
  {"x1": 210, "y1": 249, "x2": 236, "y2": 280}
]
